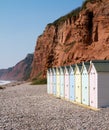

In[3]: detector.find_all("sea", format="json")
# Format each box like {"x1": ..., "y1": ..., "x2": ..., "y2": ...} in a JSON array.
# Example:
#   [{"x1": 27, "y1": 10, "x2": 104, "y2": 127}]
[{"x1": 0, "y1": 80, "x2": 11, "y2": 85}]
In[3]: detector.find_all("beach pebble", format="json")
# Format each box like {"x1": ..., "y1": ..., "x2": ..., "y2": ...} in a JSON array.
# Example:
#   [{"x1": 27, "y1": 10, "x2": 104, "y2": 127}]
[{"x1": 0, "y1": 83, "x2": 109, "y2": 130}]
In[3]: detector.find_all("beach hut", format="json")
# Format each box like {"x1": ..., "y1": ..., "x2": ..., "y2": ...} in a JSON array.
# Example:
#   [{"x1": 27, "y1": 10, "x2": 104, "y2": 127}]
[
  {"x1": 52, "y1": 67, "x2": 56, "y2": 95},
  {"x1": 64, "y1": 66, "x2": 70, "y2": 100},
  {"x1": 60, "y1": 66, "x2": 65, "y2": 98},
  {"x1": 81, "y1": 62, "x2": 90, "y2": 105},
  {"x1": 47, "y1": 68, "x2": 50, "y2": 94},
  {"x1": 69, "y1": 65, "x2": 75, "y2": 101},
  {"x1": 74, "y1": 63, "x2": 82, "y2": 103},
  {"x1": 56, "y1": 67, "x2": 61, "y2": 97},
  {"x1": 89, "y1": 60, "x2": 109, "y2": 108},
  {"x1": 49, "y1": 68, "x2": 53, "y2": 94}
]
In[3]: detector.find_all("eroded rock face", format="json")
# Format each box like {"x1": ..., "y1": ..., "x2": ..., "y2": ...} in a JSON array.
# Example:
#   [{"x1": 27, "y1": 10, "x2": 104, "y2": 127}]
[
  {"x1": 31, "y1": 0, "x2": 109, "y2": 79},
  {"x1": 0, "y1": 54, "x2": 33, "y2": 81}
]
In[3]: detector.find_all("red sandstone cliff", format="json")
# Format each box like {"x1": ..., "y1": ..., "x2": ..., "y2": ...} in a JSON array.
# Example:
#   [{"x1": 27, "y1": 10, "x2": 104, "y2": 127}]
[
  {"x1": 0, "y1": 54, "x2": 33, "y2": 81},
  {"x1": 31, "y1": 0, "x2": 109, "y2": 79}
]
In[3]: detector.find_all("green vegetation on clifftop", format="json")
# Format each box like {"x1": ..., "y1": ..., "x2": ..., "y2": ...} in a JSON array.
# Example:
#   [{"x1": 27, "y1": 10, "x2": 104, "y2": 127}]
[{"x1": 48, "y1": 0, "x2": 101, "y2": 27}]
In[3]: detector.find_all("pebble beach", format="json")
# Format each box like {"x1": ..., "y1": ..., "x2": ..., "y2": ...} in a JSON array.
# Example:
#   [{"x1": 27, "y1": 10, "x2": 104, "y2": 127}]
[{"x1": 0, "y1": 83, "x2": 109, "y2": 130}]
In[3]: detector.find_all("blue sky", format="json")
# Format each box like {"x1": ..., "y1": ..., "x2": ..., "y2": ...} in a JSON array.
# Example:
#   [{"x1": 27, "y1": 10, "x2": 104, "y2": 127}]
[{"x1": 0, "y1": 0, "x2": 84, "y2": 69}]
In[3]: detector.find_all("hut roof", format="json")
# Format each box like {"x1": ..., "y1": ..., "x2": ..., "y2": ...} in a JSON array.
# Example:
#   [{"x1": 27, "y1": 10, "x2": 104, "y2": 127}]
[
  {"x1": 71, "y1": 64, "x2": 75, "y2": 69},
  {"x1": 91, "y1": 60, "x2": 109, "y2": 63},
  {"x1": 59, "y1": 66, "x2": 65, "y2": 73},
  {"x1": 52, "y1": 67, "x2": 56, "y2": 73},
  {"x1": 93, "y1": 62, "x2": 109, "y2": 72},
  {"x1": 69, "y1": 65, "x2": 75, "y2": 73},
  {"x1": 81, "y1": 62, "x2": 90, "y2": 73},
  {"x1": 77, "y1": 63, "x2": 82, "y2": 71},
  {"x1": 84, "y1": 62, "x2": 90, "y2": 71},
  {"x1": 65, "y1": 66, "x2": 70, "y2": 73}
]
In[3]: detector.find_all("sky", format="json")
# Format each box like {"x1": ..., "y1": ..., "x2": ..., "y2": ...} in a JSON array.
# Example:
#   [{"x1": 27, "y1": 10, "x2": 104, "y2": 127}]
[{"x1": 0, "y1": 0, "x2": 84, "y2": 69}]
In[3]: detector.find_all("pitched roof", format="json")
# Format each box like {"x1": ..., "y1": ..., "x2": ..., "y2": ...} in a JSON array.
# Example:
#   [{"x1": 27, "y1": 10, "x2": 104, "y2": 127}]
[
  {"x1": 59, "y1": 66, "x2": 65, "y2": 73},
  {"x1": 91, "y1": 60, "x2": 109, "y2": 63},
  {"x1": 69, "y1": 65, "x2": 75, "y2": 73},
  {"x1": 52, "y1": 67, "x2": 56, "y2": 73},
  {"x1": 60, "y1": 66, "x2": 65, "y2": 70},
  {"x1": 81, "y1": 62, "x2": 90, "y2": 73},
  {"x1": 56, "y1": 67, "x2": 60, "y2": 72},
  {"x1": 84, "y1": 62, "x2": 90, "y2": 71},
  {"x1": 77, "y1": 63, "x2": 82, "y2": 71},
  {"x1": 93, "y1": 62, "x2": 109, "y2": 72},
  {"x1": 65, "y1": 66, "x2": 70, "y2": 73},
  {"x1": 71, "y1": 64, "x2": 75, "y2": 70}
]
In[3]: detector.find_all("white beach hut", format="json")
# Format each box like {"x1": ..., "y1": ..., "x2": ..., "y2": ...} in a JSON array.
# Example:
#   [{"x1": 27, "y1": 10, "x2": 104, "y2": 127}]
[
  {"x1": 81, "y1": 62, "x2": 90, "y2": 105},
  {"x1": 89, "y1": 60, "x2": 109, "y2": 108}
]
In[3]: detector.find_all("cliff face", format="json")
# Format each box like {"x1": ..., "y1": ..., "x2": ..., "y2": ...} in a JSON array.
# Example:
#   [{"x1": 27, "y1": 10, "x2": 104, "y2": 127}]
[
  {"x1": 31, "y1": 0, "x2": 109, "y2": 79},
  {"x1": 0, "y1": 54, "x2": 33, "y2": 81}
]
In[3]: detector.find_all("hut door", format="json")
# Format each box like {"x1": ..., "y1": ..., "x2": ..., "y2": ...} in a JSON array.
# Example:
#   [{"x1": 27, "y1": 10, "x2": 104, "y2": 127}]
[
  {"x1": 57, "y1": 74, "x2": 60, "y2": 97},
  {"x1": 65, "y1": 74, "x2": 69, "y2": 99},
  {"x1": 90, "y1": 71, "x2": 97, "y2": 108},
  {"x1": 54, "y1": 74, "x2": 56, "y2": 95},
  {"x1": 61, "y1": 75, "x2": 64, "y2": 97},
  {"x1": 70, "y1": 73, "x2": 74, "y2": 101},
  {"x1": 82, "y1": 73, "x2": 88, "y2": 105}
]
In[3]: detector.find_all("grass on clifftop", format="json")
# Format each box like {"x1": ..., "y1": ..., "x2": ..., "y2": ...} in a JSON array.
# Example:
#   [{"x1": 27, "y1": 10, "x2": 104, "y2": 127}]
[
  {"x1": 50, "y1": 7, "x2": 81, "y2": 26},
  {"x1": 31, "y1": 78, "x2": 47, "y2": 85},
  {"x1": 48, "y1": 0, "x2": 100, "y2": 27}
]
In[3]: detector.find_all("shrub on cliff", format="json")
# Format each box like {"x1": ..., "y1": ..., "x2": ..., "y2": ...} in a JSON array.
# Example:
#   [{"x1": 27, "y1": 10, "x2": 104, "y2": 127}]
[
  {"x1": 31, "y1": 78, "x2": 47, "y2": 85},
  {"x1": 50, "y1": 7, "x2": 81, "y2": 26},
  {"x1": 82, "y1": 0, "x2": 102, "y2": 9}
]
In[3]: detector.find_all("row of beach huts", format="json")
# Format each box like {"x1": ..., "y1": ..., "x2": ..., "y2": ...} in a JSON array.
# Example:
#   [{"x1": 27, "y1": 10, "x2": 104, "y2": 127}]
[{"x1": 47, "y1": 60, "x2": 109, "y2": 109}]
